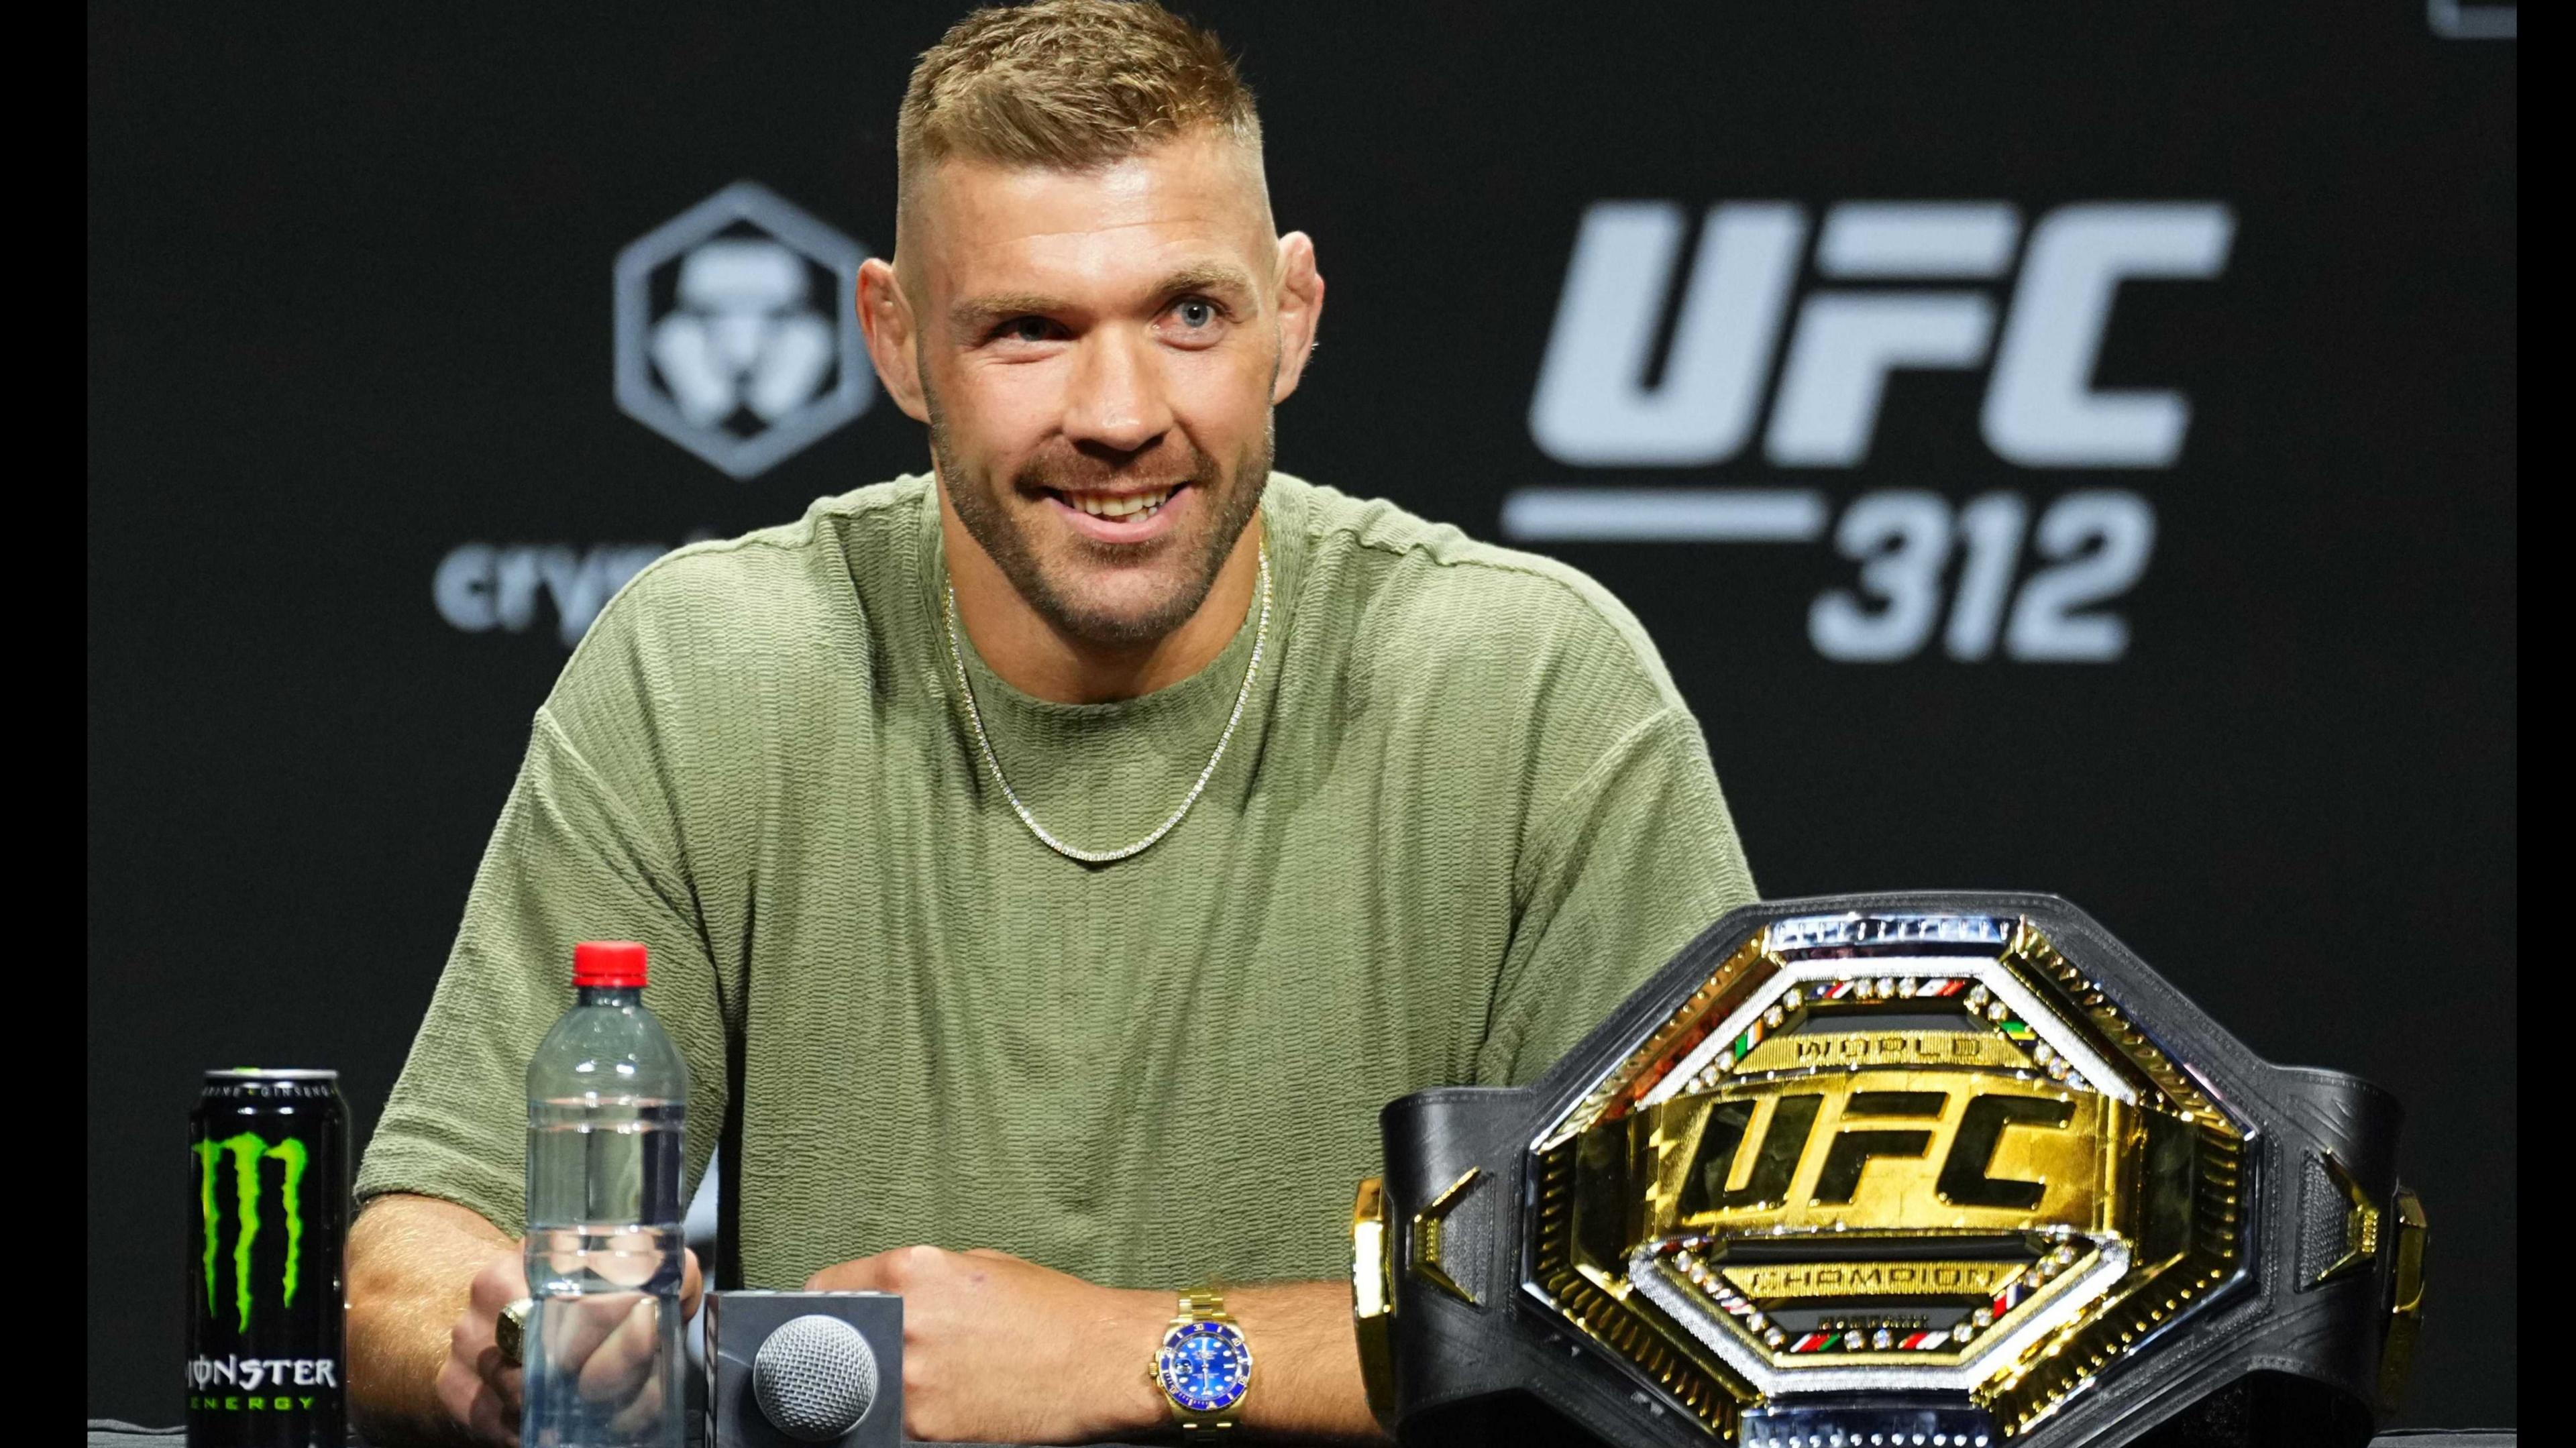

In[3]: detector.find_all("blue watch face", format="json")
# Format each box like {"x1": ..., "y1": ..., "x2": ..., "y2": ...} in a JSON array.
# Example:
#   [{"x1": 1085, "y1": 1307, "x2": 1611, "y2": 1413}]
[{"x1": 1157, "y1": 1321, "x2": 1250, "y2": 1412}]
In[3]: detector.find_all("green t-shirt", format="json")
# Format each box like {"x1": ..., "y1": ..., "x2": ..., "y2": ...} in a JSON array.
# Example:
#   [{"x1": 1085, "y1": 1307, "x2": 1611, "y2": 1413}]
[{"x1": 357, "y1": 473, "x2": 1756, "y2": 1290}]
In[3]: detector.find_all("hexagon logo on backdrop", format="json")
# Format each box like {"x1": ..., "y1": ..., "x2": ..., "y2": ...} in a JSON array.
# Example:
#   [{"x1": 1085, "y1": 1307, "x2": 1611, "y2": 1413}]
[{"x1": 614, "y1": 181, "x2": 875, "y2": 480}]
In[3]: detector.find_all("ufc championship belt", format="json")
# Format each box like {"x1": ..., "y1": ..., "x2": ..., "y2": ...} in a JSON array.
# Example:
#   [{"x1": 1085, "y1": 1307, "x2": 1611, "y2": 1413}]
[{"x1": 1352, "y1": 894, "x2": 2426, "y2": 1448}]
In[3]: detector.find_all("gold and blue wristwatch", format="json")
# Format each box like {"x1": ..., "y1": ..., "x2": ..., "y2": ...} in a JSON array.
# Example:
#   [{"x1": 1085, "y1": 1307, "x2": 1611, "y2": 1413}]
[{"x1": 1150, "y1": 1285, "x2": 1252, "y2": 1439}]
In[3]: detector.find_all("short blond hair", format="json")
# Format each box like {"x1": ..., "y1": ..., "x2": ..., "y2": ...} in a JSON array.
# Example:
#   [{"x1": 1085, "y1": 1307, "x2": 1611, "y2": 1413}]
[{"x1": 898, "y1": 0, "x2": 1261, "y2": 191}]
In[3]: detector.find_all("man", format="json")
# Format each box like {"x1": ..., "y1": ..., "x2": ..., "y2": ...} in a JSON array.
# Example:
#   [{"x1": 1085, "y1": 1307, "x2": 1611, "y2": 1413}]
[{"x1": 347, "y1": 2, "x2": 1757, "y2": 1441}]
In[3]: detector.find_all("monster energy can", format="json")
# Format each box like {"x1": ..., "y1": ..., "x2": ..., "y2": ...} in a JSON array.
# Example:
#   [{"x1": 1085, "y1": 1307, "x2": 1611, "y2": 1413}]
[{"x1": 187, "y1": 1069, "x2": 348, "y2": 1448}]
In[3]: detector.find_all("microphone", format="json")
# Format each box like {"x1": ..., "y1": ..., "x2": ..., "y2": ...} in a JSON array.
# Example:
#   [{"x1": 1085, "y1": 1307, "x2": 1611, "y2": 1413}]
[
  {"x1": 704, "y1": 1291, "x2": 902, "y2": 1447},
  {"x1": 753, "y1": 1315, "x2": 879, "y2": 1441}
]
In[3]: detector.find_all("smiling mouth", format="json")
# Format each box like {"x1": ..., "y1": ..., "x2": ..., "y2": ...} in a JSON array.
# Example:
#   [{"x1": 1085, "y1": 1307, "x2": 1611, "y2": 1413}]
[{"x1": 1049, "y1": 484, "x2": 1184, "y2": 522}]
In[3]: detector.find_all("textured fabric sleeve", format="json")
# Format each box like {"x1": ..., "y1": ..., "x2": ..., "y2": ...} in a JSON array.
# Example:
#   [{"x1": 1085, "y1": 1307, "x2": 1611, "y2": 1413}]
[
  {"x1": 356, "y1": 613, "x2": 736, "y2": 1235},
  {"x1": 1476, "y1": 706, "x2": 1758, "y2": 1087}
]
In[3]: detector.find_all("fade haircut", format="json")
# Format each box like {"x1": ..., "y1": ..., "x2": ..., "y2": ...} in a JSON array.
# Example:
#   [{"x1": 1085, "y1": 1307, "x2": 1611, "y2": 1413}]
[{"x1": 897, "y1": 0, "x2": 1263, "y2": 222}]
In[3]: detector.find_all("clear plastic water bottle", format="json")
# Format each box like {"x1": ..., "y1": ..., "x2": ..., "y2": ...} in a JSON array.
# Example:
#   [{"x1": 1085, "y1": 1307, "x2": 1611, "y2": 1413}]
[{"x1": 523, "y1": 941, "x2": 690, "y2": 1448}]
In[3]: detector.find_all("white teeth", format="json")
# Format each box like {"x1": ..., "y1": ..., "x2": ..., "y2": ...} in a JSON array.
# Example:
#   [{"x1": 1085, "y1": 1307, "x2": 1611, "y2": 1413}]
[{"x1": 1067, "y1": 488, "x2": 1172, "y2": 520}]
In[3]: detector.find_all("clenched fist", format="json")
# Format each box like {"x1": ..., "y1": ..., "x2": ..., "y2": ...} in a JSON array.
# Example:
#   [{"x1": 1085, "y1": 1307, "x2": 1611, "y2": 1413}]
[
  {"x1": 805, "y1": 1245, "x2": 1167, "y2": 1443},
  {"x1": 437, "y1": 1244, "x2": 702, "y2": 1446}
]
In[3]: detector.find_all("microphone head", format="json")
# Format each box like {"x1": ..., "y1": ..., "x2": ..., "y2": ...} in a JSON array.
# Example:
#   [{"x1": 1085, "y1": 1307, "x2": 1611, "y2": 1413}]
[{"x1": 751, "y1": 1313, "x2": 880, "y2": 1442}]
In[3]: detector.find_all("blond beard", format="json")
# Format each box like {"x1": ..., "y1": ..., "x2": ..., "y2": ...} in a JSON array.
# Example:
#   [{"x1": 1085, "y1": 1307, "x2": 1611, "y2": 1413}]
[{"x1": 926, "y1": 398, "x2": 1273, "y2": 647}]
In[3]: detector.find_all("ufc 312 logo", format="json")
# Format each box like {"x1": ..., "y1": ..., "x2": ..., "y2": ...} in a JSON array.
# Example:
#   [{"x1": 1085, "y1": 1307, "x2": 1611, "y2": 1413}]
[
  {"x1": 1518, "y1": 200, "x2": 2234, "y2": 663},
  {"x1": 1529, "y1": 201, "x2": 2233, "y2": 469}
]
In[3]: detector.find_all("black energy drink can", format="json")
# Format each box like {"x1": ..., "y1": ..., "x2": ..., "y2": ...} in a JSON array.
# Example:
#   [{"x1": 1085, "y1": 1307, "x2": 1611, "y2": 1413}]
[{"x1": 187, "y1": 1069, "x2": 348, "y2": 1448}]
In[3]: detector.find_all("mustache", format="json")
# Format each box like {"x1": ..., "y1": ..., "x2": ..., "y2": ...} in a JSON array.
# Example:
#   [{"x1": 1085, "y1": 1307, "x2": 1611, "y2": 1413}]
[{"x1": 1012, "y1": 445, "x2": 1210, "y2": 496}]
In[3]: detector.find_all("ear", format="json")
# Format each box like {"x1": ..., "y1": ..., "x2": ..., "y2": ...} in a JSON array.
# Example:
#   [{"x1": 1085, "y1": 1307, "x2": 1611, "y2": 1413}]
[
  {"x1": 857, "y1": 257, "x2": 929, "y2": 423},
  {"x1": 1269, "y1": 231, "x2": 1326, "y2": 405}
]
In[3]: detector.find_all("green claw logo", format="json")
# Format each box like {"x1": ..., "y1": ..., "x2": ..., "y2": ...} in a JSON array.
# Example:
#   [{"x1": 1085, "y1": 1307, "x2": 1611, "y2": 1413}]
[{"x1": 194, "y1": 1133, "x2": 309, "y2": 1330}]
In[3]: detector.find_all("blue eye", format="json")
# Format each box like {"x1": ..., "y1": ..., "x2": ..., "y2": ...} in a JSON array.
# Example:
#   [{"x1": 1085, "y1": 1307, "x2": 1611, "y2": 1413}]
[
  {"x1": 1176, "y1": 299, "x2": 1214, "y2": 327},
  {"x1": 1008, "y1": 317, "x2": 1052, "y2": 342}
]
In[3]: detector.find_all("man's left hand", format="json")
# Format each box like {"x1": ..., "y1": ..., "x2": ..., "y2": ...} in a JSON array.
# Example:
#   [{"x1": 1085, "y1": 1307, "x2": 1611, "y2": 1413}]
[{"x1": 806, "y1": 1245, "x2": 1169, "y2": 1443}]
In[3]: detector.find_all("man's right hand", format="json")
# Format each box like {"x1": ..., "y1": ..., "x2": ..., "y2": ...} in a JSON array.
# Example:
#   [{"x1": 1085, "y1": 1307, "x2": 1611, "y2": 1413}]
[
  {"x1": 436, "y1": 1248, "x2": 531, "y2": 1447},
  {"x1": 352, "y1": 1195, "x2": 709, "y2": 1447},
  {"x1": 348, "y1": 1194, "x2": 527, "y2": 1447}
]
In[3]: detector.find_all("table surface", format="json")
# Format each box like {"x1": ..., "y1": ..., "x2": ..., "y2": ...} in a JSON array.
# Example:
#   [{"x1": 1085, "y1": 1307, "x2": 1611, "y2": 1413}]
[
  {"x1": 84, "y1": 1428, "x2": 1143, "y2": 1448},
  {"x1": 87, "y1": 1427, "x2": 2516, "y2": 1448}
]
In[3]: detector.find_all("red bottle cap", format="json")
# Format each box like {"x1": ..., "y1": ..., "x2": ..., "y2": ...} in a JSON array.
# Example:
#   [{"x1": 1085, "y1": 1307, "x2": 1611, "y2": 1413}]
[{"x1": 572, "y1": 940, "x2": 649, "y2": 989}]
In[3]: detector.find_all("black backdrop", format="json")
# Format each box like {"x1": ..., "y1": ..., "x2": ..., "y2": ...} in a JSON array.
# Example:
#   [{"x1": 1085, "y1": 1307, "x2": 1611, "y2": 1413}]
[{"x1": 87, "y1": 3, "x2": 2517, "y2": 1430}]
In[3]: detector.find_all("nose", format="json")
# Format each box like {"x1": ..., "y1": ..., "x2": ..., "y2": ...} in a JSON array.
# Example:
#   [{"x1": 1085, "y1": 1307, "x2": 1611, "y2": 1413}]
[{"x1": 1060, "y1": 326, "x2": 1173, "y2": 456}]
